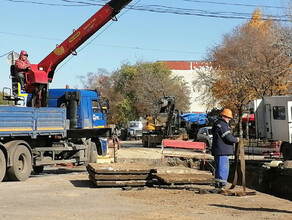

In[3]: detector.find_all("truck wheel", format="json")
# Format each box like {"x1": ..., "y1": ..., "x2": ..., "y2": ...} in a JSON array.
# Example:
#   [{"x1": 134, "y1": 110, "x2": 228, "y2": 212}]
[
  {"x1": 282, "y1": 143, "x2": 292, "y2": 160},
  {"x1": 0, "y1": 150, "x2": 6, "y2": 182},
  {"x1": 33, "y1": 166, "x2": 44, "y2": 174},
  {"x1": 7, "y1": 145, "x2": 32, "y2": 181},
  {"x1": 143, "y1": 141, "x2": 148, "y2": 148}
]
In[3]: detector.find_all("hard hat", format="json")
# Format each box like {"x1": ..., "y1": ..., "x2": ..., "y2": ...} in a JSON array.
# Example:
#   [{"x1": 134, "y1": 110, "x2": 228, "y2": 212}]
[
  {"x1": 20, "y1": 50, "x2": 28, "y2": 56},
  {"x1": 221, "y1": 108, "x2": 233, "y2": 119}
]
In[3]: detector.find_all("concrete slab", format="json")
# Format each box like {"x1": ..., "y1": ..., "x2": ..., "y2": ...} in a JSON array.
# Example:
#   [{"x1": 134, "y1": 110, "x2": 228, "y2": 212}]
[
  {"x1": 156, "y1": 173, "x2": 213, "y2": 185},
  {"x1": 87, "y1": 163, "x2": 156, "y2": 174}
]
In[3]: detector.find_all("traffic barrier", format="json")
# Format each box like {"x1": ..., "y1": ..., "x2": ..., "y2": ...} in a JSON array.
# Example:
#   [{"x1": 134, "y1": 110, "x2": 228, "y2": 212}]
[{"x1": 161, "y1": 139, "x2": 206, "y2": 164}]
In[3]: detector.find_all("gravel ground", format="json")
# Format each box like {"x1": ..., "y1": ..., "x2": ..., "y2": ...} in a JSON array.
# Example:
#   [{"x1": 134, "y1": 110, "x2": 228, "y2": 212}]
[{"x1": 0, "y1": 140, "x2": 291, "y2": 220}]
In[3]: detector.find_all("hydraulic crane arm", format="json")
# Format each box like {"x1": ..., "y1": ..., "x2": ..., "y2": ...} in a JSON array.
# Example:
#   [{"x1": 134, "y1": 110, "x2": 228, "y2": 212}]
[
  {"x1": 38, "y1": 0, "x2": 132, "y2": 80},
  {"x1": 24, "y1": 0, "x2": 132, "y2": 107}
]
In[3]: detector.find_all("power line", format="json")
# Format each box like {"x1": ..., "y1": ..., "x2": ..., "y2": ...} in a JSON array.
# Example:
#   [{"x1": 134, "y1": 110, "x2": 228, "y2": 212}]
[
  {"x1": 181, "y1": 0, "x2": 286, "y2": 10},
  {"x1": 56, "y1": 0, "x2": 142, "y2": 72},
  {"x1": 0, "y1": 31, "x2": 60, "y2": 41},
  {"x1": 81, "y1": 0, "x2": 288, "y2": 10},
  {"x1": 0, "y1": 51, "x2": 12, "y2": 58},
  {"x1": 0, "y1": 31, "x2": 202, "y2": 55},
  {"x1": 57, "y1": 0, "x2": 291, "y2": 21},
  {"x1": 2, "y1": 0, "x2": 290, "y2": 21},
  {"x1": 2, "y1": 0, "x2": 91, "y2": 6}
]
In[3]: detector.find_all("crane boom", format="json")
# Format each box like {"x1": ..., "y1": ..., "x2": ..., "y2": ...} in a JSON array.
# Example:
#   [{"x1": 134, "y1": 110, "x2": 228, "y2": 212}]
[
  {"x1": 38, "y1": 0, "x2": 131, "y2": 80},
  {"x1": 23, "y1": 0, "x2": 132, "y2": 107}
]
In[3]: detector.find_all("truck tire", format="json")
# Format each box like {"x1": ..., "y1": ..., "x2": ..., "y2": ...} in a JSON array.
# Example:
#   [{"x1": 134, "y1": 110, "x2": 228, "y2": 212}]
[
  {"x1": 282, "y1": 142, "x2": 292, "y2": 160},
  {"x1": 96, "y1": 140, "x2": 102, "y2": 156},
  {"x1": 33, "y1": 166, "x2": 44, "y2": 174},
  {"x1": 0, "y1": 150, "x2": 6, "y2": 182},
  {"x1": 7, "y1": 145, "x2": 32, "y2": 181}
]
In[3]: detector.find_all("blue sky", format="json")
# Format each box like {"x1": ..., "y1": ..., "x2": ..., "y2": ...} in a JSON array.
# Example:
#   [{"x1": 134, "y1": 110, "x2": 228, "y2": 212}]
[{"x1": 0, "y1": 0, "x2": 289, "y2": 90}]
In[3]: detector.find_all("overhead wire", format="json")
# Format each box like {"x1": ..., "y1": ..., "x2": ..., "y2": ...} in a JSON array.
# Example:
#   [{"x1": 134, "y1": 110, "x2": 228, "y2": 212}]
[
  {"x1": 0, "y1": 31, "x2": 202, "y2": 56},
  {"x1": 180, "y1": 0, "x2": 286, "y2": 10},
  {"x1": 1, "y1": 0, "x2": 290, "y2": 67},
  {"x1": 0, "y1": 51, "x2": 13, "y2": 58},
  {"x1": 2, "y1": 0, "x2": 88, "y2": 6},
  {"x1": 56, "y1": 0, "x2": 142, "y2": 72},
  {"x1": 85, "y1": 0, "x2": 287, "y2": 10},
  {"x1": 2, "y1": 0, "x2": 290, "y2": 21}
]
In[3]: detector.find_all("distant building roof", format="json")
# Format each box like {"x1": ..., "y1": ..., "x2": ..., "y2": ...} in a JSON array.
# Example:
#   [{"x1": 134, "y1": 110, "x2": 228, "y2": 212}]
[{"x1": 160, "y1": 61, "x2": 210, "y2": 70}]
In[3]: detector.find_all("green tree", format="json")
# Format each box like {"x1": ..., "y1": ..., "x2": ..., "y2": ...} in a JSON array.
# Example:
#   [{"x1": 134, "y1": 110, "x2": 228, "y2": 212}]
[
  {"x1": 0, "y1": 92, "x2": 11, "y2": 105},
  {"x1": 81, "y1": 61, "x2": 190, "y2": 125}
]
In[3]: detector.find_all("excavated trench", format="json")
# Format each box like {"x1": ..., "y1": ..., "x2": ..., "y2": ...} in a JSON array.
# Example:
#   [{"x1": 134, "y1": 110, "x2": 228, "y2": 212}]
[
  {"x1": 164, "y1": 156, "x2": 292, "y2": 201},
  {"x1": 116, "y1": 142, "x2": 292, "y2": 201}
]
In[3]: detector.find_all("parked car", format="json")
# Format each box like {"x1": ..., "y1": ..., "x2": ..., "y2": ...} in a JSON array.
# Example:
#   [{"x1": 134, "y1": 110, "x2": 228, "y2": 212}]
[
  {"x1": 127, "y1": 121, "x2": 143, "y2": 140},
  {"x1": 197, "y1": 126, "x2": 213, "y2": 150}
]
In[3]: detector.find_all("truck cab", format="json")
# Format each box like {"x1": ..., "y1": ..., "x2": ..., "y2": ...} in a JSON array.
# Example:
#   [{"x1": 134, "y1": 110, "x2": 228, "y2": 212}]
[
  {"x1": 48, "y1": 89, "x2": 108, "y2": 129},
  {"x1": 254, "y1": 96, "x2": 292, "y2": 160}
]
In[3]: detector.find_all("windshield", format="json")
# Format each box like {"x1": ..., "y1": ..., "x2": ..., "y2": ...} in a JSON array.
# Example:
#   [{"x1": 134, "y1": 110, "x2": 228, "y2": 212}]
[{"x1": 129, "y1": 122, "x2": 142, "y2": 128}]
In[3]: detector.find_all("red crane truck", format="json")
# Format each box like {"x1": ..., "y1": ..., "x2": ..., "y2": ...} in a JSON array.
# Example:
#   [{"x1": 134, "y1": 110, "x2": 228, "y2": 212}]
[{"x1": 0, "y1": 0, "x2": 132, "y2": 182}]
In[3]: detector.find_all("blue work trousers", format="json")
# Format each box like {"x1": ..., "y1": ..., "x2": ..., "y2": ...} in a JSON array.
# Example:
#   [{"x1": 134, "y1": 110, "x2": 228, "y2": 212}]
[{"x1": 214, "y1": 155, "x2": 229, "y2": 186}]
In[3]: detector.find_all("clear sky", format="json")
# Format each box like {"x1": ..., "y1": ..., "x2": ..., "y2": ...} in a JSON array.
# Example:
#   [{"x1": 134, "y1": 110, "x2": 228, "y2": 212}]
[{"x1": 0, "y1": 0, "x2": 289, "y2": 90}]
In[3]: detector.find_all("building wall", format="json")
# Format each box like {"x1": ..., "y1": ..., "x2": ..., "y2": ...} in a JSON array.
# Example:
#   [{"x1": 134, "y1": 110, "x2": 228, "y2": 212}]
[{"x1": 161, "y1": 61, "x2": 211, "y2": 113}]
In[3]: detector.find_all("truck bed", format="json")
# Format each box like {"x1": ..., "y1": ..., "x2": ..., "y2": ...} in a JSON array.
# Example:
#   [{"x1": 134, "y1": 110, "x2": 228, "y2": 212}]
[{"x1": 0, "y1": 106, "x2": 66, "y2": 138}]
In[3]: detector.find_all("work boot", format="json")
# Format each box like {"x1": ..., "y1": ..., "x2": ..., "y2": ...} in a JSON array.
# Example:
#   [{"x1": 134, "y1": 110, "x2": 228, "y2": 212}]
[{"x1": 214, "y1": 182, "x2": 225, "y2": 189}]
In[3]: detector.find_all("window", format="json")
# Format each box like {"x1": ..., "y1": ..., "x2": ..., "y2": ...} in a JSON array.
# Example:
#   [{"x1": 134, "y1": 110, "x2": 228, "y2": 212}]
[
  {"x1": 92, "y1": 100, "x2": 101, "y2": 113},
  {"x1": 273, "y1": 106, "x2": 286, "y2": 120}
]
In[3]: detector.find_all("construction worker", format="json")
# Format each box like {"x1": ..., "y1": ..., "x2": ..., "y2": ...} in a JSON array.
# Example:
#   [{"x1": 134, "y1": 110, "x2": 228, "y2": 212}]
[
  {"x1": 15, "y1": 50, "x2": 31, "y2": 88},
  {"x1": 211, "y1": 108, "x2": 239, "y2": 189}
]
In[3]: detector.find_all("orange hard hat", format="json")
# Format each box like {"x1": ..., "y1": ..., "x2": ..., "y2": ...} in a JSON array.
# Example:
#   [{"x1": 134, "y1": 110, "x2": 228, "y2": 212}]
[{"x1": 221, "y1": 108, "x2": 233, "y2": 119}]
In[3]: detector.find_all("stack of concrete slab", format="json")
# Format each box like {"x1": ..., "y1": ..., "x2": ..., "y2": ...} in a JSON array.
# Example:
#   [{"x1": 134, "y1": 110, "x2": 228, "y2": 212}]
[{"x1": 87, "y1": 163, "x2": 157, "y2": 187}]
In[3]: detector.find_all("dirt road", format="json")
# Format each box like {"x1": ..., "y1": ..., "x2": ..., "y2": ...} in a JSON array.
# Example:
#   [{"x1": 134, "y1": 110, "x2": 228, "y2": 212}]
[{"x1": 0, "y1": 141, "x2": 291, "y2": 220}]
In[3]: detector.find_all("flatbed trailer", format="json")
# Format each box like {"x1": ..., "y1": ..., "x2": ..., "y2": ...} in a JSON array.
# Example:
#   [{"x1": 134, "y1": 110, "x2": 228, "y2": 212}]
[{"x1": 0, "y1": 91, "x2": 111, "y2": 182}]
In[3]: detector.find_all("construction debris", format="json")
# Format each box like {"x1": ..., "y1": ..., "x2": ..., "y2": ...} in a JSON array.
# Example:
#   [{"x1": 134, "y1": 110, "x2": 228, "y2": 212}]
[{"x1": 196, "y1": 188, "x2": 256, "y2": 196}]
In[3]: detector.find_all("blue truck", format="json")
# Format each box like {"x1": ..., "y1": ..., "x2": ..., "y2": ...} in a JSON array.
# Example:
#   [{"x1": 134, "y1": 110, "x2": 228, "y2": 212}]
[
  {"x1": 0, "y1": 89, "x2": 111, "y2": 182},
  {"x1": 0, "y1": 0, "x2": 132, "y2": 182}
]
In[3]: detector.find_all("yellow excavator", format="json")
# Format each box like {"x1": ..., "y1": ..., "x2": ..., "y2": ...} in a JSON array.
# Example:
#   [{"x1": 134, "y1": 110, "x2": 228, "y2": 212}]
[{"x1": 142, "y1": 96, "x2": 187, "y2": 147}]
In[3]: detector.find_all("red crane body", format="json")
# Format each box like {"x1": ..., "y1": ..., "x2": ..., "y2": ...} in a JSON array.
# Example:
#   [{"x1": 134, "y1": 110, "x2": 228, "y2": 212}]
[{"x1": 23, "y1": 0, "x2": 132, "y2": 105}]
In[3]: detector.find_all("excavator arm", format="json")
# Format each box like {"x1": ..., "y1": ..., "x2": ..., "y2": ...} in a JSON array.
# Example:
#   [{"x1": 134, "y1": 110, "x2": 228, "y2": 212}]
[{"x1": 24, "y1": 0, "x2": 132, "y2": 107}]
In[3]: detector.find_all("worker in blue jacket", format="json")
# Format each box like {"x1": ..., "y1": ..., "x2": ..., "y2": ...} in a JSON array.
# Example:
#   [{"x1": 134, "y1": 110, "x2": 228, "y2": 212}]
[{"x1": 211, "y1": 108, "x2": 239, "y2": 189}]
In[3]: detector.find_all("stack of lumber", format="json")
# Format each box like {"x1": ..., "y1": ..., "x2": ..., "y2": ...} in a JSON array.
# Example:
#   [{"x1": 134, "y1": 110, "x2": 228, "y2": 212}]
[{"x1": 87, "y1": 163, "x2": 157, "y2": 187}]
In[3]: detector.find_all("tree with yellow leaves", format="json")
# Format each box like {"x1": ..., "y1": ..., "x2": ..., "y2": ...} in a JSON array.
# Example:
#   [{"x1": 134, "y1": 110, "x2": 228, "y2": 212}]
[{"x1": 193, "y1": 9, "x2": 292, "y2": 137}]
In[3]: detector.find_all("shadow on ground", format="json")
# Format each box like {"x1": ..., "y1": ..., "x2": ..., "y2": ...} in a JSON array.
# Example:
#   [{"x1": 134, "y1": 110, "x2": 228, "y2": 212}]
[{"x1": 210, "y1": 204, "x2": 292, "y2": 214}]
